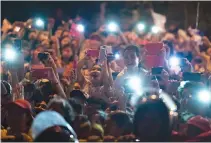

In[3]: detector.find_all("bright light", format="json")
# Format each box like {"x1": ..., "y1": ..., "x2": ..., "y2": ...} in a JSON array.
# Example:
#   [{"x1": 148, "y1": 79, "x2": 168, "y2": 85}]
[
  {"x1": 114, "y1": 53, "x2": 120, "y2": 59},
  {"x1": 76, "y1": 24, "x2": 84, "y2": 32},
  {"x1": 198, "y1": 90, "x2": 211, "y2": 103},
  {"x1": 127, "y1": 76, "x2": 142, "y2": 94},
  {"x1": 4, "y1": 48, "x2": 17, "y2": 62},
  {"x1": 137, "y1": 23, "x2": 145, "y2": 31},
  {"x1": 150, "y1": 95, "x2": 157, "y2": 100},
  {"x1": 151, "y1": 26, "x2": 160, "y2": 34},
  {"x1": 14, "y1": 26, "x2": 20, "y2": 32},
  {"x1": 35, "y1": 18, "x2": 44, "y2": 27},
  {"x1": 169, "y1": 56, "x2": 180, "y2": 67},
  {"x1": 108, "y1": 22, "x2": 118, "y2": 32}
]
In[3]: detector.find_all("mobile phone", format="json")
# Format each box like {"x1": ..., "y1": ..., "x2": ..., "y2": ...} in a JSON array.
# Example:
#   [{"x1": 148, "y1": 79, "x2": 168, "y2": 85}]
[
  {"x1": 182, "y1": 72, "x2": 201, "y2": 82},
  {"x1": 144, "y1": 55, "x2": 165, "y2": 69},
  {"x1": 145, "y1": 42, "x2": 163, "y2": 55},
  {"x1": 14, "y1": 26, "x2": 21, "y2": 32},
  {"x1": 31, "y1": 67, "x2": 52, "y2": 80},
  {"x1": 98, "y1": 47, "x2": 106, "y2": 63},
  {"x1": 86, "y1": 49, "x2": 99, "y2": 57},
  {"x1": 14, "y1": 39, "x2": 22, "y2": 51},
  {"x1": 151, "y1": 67, "x2": 163, "y2": 75},
  {"x1": 38, "y1": 53, "x2": 48, "y2": 61}
]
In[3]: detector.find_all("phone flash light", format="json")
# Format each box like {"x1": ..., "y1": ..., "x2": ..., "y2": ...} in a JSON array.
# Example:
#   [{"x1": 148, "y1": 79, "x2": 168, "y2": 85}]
[
  {"x1": 115, "y1": 53, "x2": 120, "y2": 59},
  {"x1": 108, "y1": 22, "x2": 118, "y2": 32},
  {"x1": 14, "y1": 27, "x2": 21, "y2": 32},
  {"x1": 4, "y1": 48, "x2": 17, "y2": 61},
  {"x1": 137, "y1": 23, "x2": 145, "y2": 31},
  {"x1": 76, "y1": 24, "x2": 84, "y2": 32},
  {"x1": 198, "y1": 90, "x2": 211, "y2": 103},
  {"x1": 36, "y1": 18, "x2": 44, "y2": 27},
  {"x1": 169, "y1": 57, "x2": 180, "y2": 67},
  {"x1": 151, "y1": 26, "x2": 160, "y2": 34}
]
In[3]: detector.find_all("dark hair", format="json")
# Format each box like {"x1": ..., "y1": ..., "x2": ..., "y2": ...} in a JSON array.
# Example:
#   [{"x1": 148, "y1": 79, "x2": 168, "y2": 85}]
[
  {"x1": 1, "y1": 80, "x2": 12, "y2": 96},
  {"x1": 60, "y1": 44, "x2": 74, "y2": 62},
  {"x1": 47, "y1": 97, "x2": 75, "y2": 125},
  {"x1": 123, "y1": 45, "x2": 140, "y2": 57},
  {"x1": 109, "y1": 111, "x2": 132, "y2": 135},
  {"x1": 133, "y1": 99, "x2": 171, "y2": 141},
  {"x1": 68, "y1": 98, "x2": 83, "y2": 115}
]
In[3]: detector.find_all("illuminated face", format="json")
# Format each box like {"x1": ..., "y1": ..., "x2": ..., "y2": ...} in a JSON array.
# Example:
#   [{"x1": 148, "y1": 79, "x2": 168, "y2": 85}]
[
  {"x1": 90, "y1": 65, "x2": 102, "y2": 81},
  {"x1": 62, "y1": 31, "x2": 70, "y2": 37},
  {"x1": 61, "y1": 37, "x2": 71, "y2": 47},
  {"x1": 61, "y1": 47, "x2": 73, "y2": 59},
  {"x1": 55, "y1": 30, "x2": 63, "y2": 38},
  {"x1": 123, "y1": 49, "x2": 138, "y2": 68}
]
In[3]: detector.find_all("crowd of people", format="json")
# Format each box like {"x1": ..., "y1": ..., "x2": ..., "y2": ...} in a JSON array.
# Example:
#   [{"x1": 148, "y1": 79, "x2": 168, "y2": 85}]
[{"x1": 1, "y1": 4, "x2": 211, "y2": 142}]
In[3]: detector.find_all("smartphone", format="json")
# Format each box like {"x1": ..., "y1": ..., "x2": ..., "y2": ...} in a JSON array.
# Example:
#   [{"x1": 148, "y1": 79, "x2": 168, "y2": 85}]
[
  {"x1": 14, "y1": 39, "x2": 22, "y2": 51},
  {"x1": 182, "y1": 72, "x2": 201, "y2": 82},
  {"x1": 152, "y1": 67, "x2": 163, "y2": 75},
  {"x1": 38, "y1": 53, "x2": 48, "y2": 62},
  {"x1": 86, "y1": 49, "x2": 99, "y2": 57},
  {"x1": 98, "y1": 48, "x2": 106, "y2": 63},
  {"x1": 145, "y1": 42, "x2": 163, "y2": 55},
  {"x1": 14, "y1": 26, "x2": 21, "y2": 32},
  {"x1": 31, "y1": 67, "x2": 52, "y2": 80},
  {"x1": 144, "y1": 55, "x2": 165, "y2": 69}
]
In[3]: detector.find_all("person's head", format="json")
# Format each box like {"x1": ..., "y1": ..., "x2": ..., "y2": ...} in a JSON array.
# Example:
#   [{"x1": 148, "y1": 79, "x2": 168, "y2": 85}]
[
  {"x1": 178, "y1": 81, "x2": 210, "y2": 116},
  {"x1": 69, "y1": 90, "x2": 87, "y2": 106},
  {"x1": 187, "y1": 116, "x2": 211, "y2": 138},
  {"x1": 28, "y1": 30, "x2": 38, "y2": 40},
  {"x1": 1, "y1": 80, "x2": 12, "y2": 106},
  {"x1": 72, "y1": 115, "x2": 91, "y2": 139},
  {"x1": 104, "y1": 111, "x2": 132, "y2": 137},
  {"x1": 55, "y1": 27, "x2": 63, "y2": 38},
  {"x1": 60, "y1": 36, "x2": 71, "y2": 47},
  {"x1": 47, "y1": 97, "x2": 75, "y2": 125},
  {"x1": 62, "y1": 30, "x2": 70, "y2": 37},
  {"x1": 123, "y1": 45, "x2": 140, "y2": 68},
  {"x1": 61, "y1": 44, "x2": 74, "y2": 62},
  {"x1": 68, "y1": 98, "x2": 83, "y2": 115},
  {"x1": 34, "y1": 79, "x2": 55, "y2": 103},
  {"x1": 31, "y1": 45, "x2": 44, "y2": 64},
  {"x1": 31, "y1": 111, "x2": 77, "y2": 142},
  {"x1": 90, "y1": 64, "x2": 103, "y2": 85},
  {"x1": 6, "y1": 99, "x2": 33, "y2": 134},
  {"x1": 134, "y1": 99, "x2": 171, "y2": 141}
]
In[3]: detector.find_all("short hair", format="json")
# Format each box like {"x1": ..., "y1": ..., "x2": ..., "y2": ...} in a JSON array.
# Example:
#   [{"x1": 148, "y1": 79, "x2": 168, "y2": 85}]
[
  {"x1": 123, "y1": 45, "x2": 140, "y2": 57},
  {"x1": 47, "y1": 97, "x2": 75, "y2": 125}
]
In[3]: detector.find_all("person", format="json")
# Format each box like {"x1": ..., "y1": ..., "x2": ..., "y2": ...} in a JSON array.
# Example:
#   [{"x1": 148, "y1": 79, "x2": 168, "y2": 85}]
[
  {"x1": 104, "y1": 111, "x2": 132, "y2": 137},
  {"x1": 47, "y1": 97, "x2": 75, "y2": 126},
  {"x1": 1, "y1": 100, "x2": 33, "y2": 141},
  {"x1": 186, "y1": 116, "x2": 211, "y2": 139},
  {"x1": 114, "y1": 45, "x2": 148, "y2": 90},
  {"x1": 133, "y1": 99, "x2": 171, "y2": 141},
  {"x1": 31, "y1": 111, "x2": 77, "y2": 142}
]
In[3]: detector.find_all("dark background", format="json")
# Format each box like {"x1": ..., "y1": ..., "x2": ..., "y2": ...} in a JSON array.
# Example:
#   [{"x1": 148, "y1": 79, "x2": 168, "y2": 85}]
[{"x1": 2, "y1": 1, "x2": 211, "y2": 37}]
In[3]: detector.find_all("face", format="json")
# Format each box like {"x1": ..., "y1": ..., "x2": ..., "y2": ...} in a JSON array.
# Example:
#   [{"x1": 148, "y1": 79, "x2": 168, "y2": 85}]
[
  {"x1": 55, "y1": 30, "x2": 63, "y2": 38},
  {"x1": 32, "y1": 46, "x2": 44, "y2": 63},
  {"x1": 123, "y1": 49, "x2": 139, "y2": 68},
  {"x1": 90, "y1": 65, "x2": 102, "y2": 82},
  {"x1": 63, "y1": 31, "x2": 70, "y2": 37},
  {"x1": 61, "y1": 37, "x2": 71, "y2": 47},
  {"x1": 61, "y1": 47, "x2": 73, "y2": 59},
  {"x1": 29, "y1": 31, "x2": 37, "y2": 40}
]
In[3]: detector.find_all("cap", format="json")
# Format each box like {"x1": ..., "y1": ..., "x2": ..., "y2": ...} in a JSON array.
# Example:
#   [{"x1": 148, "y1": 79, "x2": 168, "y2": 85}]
[
  {"x1": 10, "y1": 99, "x2": 32, "y2": 112},
  {"x1": 31, "y1": 111, "x2": 77, "y2": 140},
  {"x1": 188, "y1": 115, "x2": 211, "y2": 132}
]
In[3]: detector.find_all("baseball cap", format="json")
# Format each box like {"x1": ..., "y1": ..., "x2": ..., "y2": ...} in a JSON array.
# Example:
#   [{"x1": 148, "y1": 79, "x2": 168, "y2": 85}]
[
  {"x1": 31, "y1": 111, "x2": 77, "y2": 140},
  {"x1": 188, "y1": 116, "x2": 211, "y2": 132}
]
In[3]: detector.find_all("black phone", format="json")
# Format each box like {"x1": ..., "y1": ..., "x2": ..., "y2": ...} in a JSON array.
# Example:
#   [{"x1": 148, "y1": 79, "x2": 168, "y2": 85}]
[
  {"x1": 152, "y1": 67, "x2": 163, "y2": 75},
  {"x1": 183, "y1": 72, "x2": 201, "y2": 82},
  {"x1": 38, "y1": 52, "x2": 48, "y2": 62}
]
